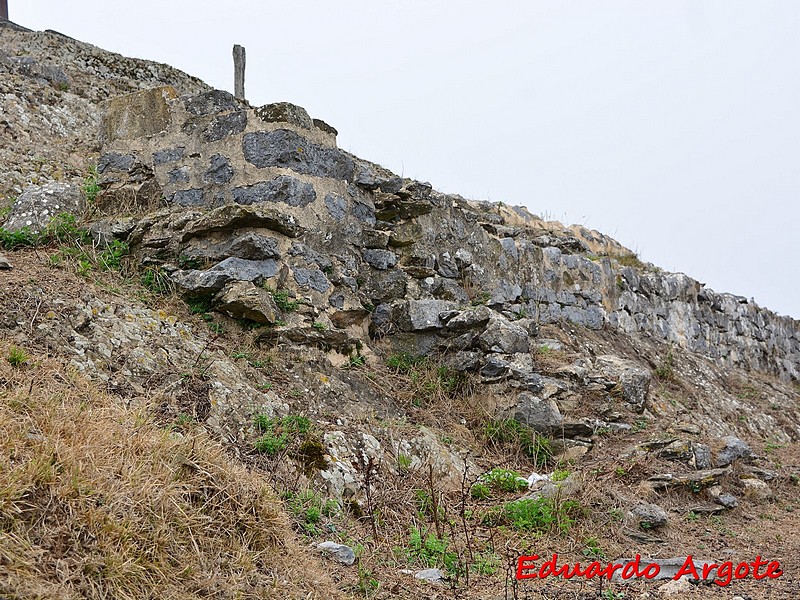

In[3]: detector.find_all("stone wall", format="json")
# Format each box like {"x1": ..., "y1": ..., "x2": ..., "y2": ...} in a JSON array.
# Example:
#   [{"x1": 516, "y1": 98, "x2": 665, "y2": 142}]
[{"x1": 97, "y1": 86, "x2": 800, "y2": 382}]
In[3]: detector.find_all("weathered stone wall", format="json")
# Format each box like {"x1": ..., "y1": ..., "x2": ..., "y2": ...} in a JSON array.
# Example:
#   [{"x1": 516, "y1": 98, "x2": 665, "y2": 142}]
[{"x1": 97, "y1": 87, "x2": 800, "y2": 382}]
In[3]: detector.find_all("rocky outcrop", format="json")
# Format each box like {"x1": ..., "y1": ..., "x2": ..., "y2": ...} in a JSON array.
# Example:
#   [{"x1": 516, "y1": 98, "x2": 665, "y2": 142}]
[{"x1": 87, "y1": 86, "x2": 799, "y2": 384}]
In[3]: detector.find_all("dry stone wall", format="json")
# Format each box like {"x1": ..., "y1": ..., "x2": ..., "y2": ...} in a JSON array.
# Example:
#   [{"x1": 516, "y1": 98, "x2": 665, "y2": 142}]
[{"x1": 97, "y1": 86, "x2": 800, "y2": 382}]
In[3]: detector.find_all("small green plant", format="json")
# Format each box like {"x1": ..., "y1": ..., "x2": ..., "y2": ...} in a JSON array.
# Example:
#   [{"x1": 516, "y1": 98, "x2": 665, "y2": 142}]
[
  {"x1": 7, "y1": 346, "x2": 30, "y2": 367},
  {"x1": 266, "y1": 287, "x2": 299, "y2": 312},
  {"x1": 632, "y1": 417, "x2": 649, "y2": 432},
  {"x1": 480, "y1": 468, "x2": 529, "y2": 494},
  {"x1": 0, "y1": 226, "x2": 39, "y2": 250},
  {"x1": 397, "y1": 454, "x2": 412, "y2": 473},
  {"x1": 141, "y1": 267, "x2": 173, "y2": 295},
  {"x1": 282, "y1": 489, "x2": 338, "y2": 536},
  {"x1": 97, "y1": 239, "x2": 129, "y2": 270},
  {"x1": 551, "y1": 469, "x2": 570, "y2": 482},
  {"x1": 483, "y1": 496, "x2": 580, "y2": 533},
  {"x1": 582, "y1": 537, "x2": 605, "y2": 559},
  {"x1": 654, "y1": 349, "x2": 676, "y2": 381},
  {"x1": 187, "y1": 297, "x2": 213, "y2": 315},
  {"x1": 253, "y1": 414, "x2": 311, "y2": 456},
  {"x1": 83, "y1": 165, "x2": 100, "y2": 203},
  {"x1": 615, "y1": 252, "x2": 645, "y2": 269},
  {"x1": 470, "y1": 291, "x2": 491, "y2": 306},
  {"x1": 471, "y1": 552, "x2": 501, "y2": 575},
  {"x1": 312, "y1": 321, "x2": 327, "y2": 331},
  {"x1": 177, "y1": 254, "x2": 203, "y2": 270},
  {"x1": 413, "y1": 489, "x2": 445, "y2": 521},
  {"x1": 344, "y1": 353, "x2": 366, "y2": 369},
  {"x1": 405, "y1": 527, "x2": 458, "y2": 572},
  {"x1": 614, "y1": 467, "x2": 627, "y2": 477},
  {"x1": 386, "y1": 352, "x2": 426, "y2": 373},
  {"x1": 764, "y1": 439, "x2": 785, "y2": 454},
  {"x1": 470, "y1": 482, "x2": 492, "y2": 500},
  {"x1": 483, "y1": 419, "x2": 551, "y2": 465},
  {"x1": 686, "y1": 511, "x2": 700, "y2": 522},
  {"x1": 601, "y1": 589, "x2": 625, "y2": 600}
]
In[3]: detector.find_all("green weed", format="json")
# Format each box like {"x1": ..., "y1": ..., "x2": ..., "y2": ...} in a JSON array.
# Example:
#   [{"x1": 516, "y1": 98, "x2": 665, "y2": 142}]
[{"x1": 7, "y1": 346, "x2": 30, "y2": 367}]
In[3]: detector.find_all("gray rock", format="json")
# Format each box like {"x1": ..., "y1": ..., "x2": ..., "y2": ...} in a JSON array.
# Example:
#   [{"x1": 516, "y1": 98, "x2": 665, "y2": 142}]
[
  {"x1": 288, "y1": 242, "x2": 332, "y2": 270},
  {"x1": 594, "y1": 355, "x2": 651, "y2": 412},
  {"x1": 167, "y1": 167, "x2": 190, "y2": 184},
  {"x1": 183, "y1": 232, "x2": 281, "y2": 261},
  {"x1": 183, "y1": 90, "x2": 239, "y2": 115},
  {"x1": 489, "y1": 280, "x2": 523, "y2": 306},
  {"x1": 436, "y1": 252, "x2": 459, "y2": 278},
  {"x1": 317, "y1": 541, "x2": 355, "y2": 566},
  {"x1": 172, "y1": 257, "x2": 278, "y2": 295},
  {"x1": 4, "y1": 182, "x2": 84, "y2": 234},
  {"x1": 431, "y1": 279, "x2": 469, "y2": 304},
  {"x1": 478, "y1": 316, "x2": 529, "y2": 354},
  {"x1": 362, "y1": 249, "x2": 397, "y2": 270},
  {"x1": 255, "y1": 102, "x2": 313, "y2": 129},
  {"x1": 481, "y1": 356, "x2": 511, "y2": 379},
  {"x1": 232, "y1": 176, "x2": 316, "y2": 207},
  {"x1": 657, "y1": 440, "x2": 694, "y2": 463},
  {"x1": 324, "y1": 193, "x2": 347, "y2": 220},
  {"x1": 360, "y1": 229, "x2": 390, "y2": 249},
  {"x1": 414, "y1": 568, "x2": 445, "y2": 584},
  {"x1": 97, "y1": 152, "x2": 135, "y2": 173},
  {"x1": 172, "y1": 189, "x2": 205, "y2": 207},
  {"x1": 203, "y1": 110, "x2": 247, "y2": 142},
  {"x1": 741, "y1": 477, "x2": 773, "y2": 501},
  {"x1": 0, "y1": 253, "x2": 11, "y2": 269},
  {"x1": 152, "y1": 147, "x2": 185, "y2": 165},
  {"x1": 181, "y1": 204, "x2": 304, "y2": 240},
  {"x1": 214, "y1": 281, "x2": 277, "y2": 324},
  {"x1": 716, "y1": 436, "x2": 752, "y2": 467},
  {"x1": 242, "y1": 129, "x2": 354, "y2": 181},
  {"x1": 715, "y1": 493, "x2": 738, "y2": 509},
  {"x1": 692, "y1": 443, "x2": 712, "y2": 469},
  {"x1": 88, "y1": 217, "x2": 137, "y2": 246},
  {"x1": 647, "y1": 467, "x2": 730, "y2": 491},
  {"x1": 354, "y1": 163, "x2": 403, "y2": 192},
  {"x1": 313, "y1": 118, "x2": 338, "y2": 136},
  {"x1": 204, "y1": 154, "x2": 234, "y2": 184},
  {"x1": 397, "y1": 299, "x2": 456, "y2": 331},
  {"x1": 293, "y1": 268, "x2": 331, "y2": 293},
  {"x1": 362, "y1": 271, "x2": 407, "y2": 303},
  {"x1": 631, "y1": 503, "x2": 668, "y2": 529},
  {"x1": 445, "y1": 351, "x2": 482, "y2": 372},
  {"x1": 511, "y1": 392, "x2": 562, "y2": 433}
]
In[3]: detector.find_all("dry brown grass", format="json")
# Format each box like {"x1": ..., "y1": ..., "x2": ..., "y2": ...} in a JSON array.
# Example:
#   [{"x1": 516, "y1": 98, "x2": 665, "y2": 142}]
[{"x1": 0, "y1": 350, "x2": 342, "y2": 600}]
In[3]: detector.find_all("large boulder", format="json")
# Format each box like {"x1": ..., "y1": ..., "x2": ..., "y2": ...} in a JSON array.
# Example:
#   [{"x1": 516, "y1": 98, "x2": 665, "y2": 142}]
[
  {"x1": 214, "y1": 281, "x2": 278, "y2": 324},
  {"x1": 100, "y1": 85, "x2": 178, "y2": 143},
  {"x1": 509, "y1": 392, "x2": 562, "y2": 433},
  {"x1": 172, "y1": 257, "x2": 279, "y2": 295},
  {"x1": 594, "y1": 355, "x2": 651, "y2": 412},
  {"x1": 4, "y1": 182, "x2": 84, "y2": 234},
  {"x1": 397, "y1": 299, "x2": 456, "y2": 332},
  {"x1": 478, "y1": 316, "x2": 530, "y2": 354}
]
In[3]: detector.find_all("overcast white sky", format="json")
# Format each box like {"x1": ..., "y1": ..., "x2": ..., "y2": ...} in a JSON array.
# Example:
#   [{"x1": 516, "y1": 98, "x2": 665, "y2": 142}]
[{"x1": 11, "y1": 1, "x2": 800, "y2": 318}]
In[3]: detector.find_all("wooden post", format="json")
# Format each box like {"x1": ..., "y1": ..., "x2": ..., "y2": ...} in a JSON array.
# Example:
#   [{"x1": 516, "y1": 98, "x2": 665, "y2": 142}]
[
  {"x1": 233, "y1": 44, "x2": 246, "y2": 101},
  {"x1": 1, "y1": 0, "x2": 9, "y2": 21}
]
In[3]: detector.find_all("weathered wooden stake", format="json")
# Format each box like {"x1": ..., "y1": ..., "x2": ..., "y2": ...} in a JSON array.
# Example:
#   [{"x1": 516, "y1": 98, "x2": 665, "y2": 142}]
[
  {"x1": 233, "y1": 44, "x2": 246, "y2": 101},
  {"x1": 1, "y1": 0, "x2": 9, "y2": 21}
]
